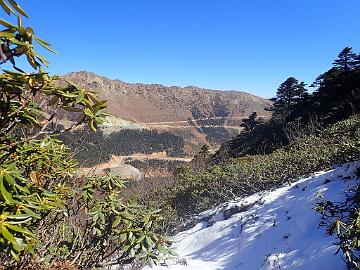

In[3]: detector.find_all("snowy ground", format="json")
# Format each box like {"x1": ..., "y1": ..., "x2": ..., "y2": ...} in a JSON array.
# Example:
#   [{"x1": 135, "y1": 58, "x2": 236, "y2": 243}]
[{"x1": 145, "y1": 162, "x2": 359, "y2": 270}]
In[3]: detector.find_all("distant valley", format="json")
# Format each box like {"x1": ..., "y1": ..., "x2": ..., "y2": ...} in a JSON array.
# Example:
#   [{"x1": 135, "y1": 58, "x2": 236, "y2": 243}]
[{"x1": 61, "y1": 71, "x2": 272, "y2": 178}]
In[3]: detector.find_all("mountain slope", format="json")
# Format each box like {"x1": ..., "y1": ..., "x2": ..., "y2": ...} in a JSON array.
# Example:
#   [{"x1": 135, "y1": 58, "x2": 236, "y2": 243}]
[
  {"x1": 63, "y1": 71, "x2": 271, "y2": 123},
  {"x1": 146, "y1": 162, "x2": 359, "y2": 270}
]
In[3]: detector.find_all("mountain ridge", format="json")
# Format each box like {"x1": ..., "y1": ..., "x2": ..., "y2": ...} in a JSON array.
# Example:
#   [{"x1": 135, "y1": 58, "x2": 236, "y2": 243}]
[{"x1": 63, "y1": 71, "x2": 272, "y2": 123}]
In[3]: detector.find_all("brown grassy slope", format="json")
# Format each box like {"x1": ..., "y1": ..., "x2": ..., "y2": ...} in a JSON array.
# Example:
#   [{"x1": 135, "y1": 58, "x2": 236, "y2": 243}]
[{"x1": 63, "y1": 71, "x2": 272, "y2": 123}]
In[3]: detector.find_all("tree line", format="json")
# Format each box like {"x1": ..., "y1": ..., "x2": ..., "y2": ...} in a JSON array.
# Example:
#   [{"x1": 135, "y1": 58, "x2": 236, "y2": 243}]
[
  {"x1": 62, "y1": 128, "x2": 186, "y2": 166},
  {"x1": 212, "y1": 47, "x2": 360, "y2": 163},
  {"x1": 272, "y1": 47, "x2": 360, "y2": 125}
]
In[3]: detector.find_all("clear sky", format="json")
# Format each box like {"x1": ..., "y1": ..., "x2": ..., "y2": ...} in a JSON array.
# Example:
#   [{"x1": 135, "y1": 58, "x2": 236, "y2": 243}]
[{"x1": 11, "y1": 0, "x2": 360, "y2": 97}]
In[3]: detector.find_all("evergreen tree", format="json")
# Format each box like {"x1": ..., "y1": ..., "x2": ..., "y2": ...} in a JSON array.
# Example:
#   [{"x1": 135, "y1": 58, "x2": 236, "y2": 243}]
[
  {"x1": 241, "y1": 112, "x2": 258, "y2": 131},
  {"x1": 192, "y1": 144, "x2": 210, "y2": 171},
  {"x1": 313, "y1": 47, "x2": 360, "y2": 122},
  {"x1": 272, "y1": 77, "x2": 307, "y2": 122},
  {"x1": 333, "y1": 47, "x2": 358, "y2": 71}
]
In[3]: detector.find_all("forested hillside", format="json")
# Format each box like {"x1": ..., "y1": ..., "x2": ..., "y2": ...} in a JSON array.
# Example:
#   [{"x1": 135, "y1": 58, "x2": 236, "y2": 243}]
[{"x1": 61, "y1": 128, "x2": 186, "y2": 167}]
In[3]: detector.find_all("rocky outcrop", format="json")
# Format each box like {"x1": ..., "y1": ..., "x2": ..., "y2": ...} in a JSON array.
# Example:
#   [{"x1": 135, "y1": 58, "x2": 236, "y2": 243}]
[{"x1": 79, "y1": 164, "x2": 142, "y2": 182}]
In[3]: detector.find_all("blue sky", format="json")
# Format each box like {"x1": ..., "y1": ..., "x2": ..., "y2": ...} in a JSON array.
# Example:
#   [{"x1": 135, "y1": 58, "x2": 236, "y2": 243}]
[{"x1": 9, "y1": 0, "x2": 360, "y2": 97}]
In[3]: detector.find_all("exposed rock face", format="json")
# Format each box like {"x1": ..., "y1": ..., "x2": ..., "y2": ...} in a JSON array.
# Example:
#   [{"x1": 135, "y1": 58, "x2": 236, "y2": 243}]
[
  {"x1": 63, "y1": 71, "x2": 272, "y2": 123},
  {"x1": 80, "y1": 164, "x2": 142, "y2": 181},
  {"x1": 105, "y1": 164, "x2": 142, "y2": 182}
]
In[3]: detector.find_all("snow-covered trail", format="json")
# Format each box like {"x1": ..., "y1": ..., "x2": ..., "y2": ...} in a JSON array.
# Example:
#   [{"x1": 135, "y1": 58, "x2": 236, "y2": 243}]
[{"x1": 146, "y1": 162, "x2": 359, "y2": 270}]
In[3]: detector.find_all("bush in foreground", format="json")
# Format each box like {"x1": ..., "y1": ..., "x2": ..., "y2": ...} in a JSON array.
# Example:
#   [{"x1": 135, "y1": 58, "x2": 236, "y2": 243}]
[{"x1": 0, "y1": 1, "x2": 171, "y2": 268}]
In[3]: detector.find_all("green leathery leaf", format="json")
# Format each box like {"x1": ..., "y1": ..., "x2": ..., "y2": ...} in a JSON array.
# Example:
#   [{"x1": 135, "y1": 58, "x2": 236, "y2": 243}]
[
  {"x1": 0, "y1": 18, "x2": 15, "y2": 28},
  {"x1": 0, "y1": 0, "x2": 14, "y2": 15},
  {"x1": 7, "y1": 218, "x2": 32, "y2": 225},
  {"x1": 136, "y1": 234, "x2": 146, "y2": 243},
  {"x1": 4, "y1": 171, "x2": 15, "y2": 185},
  {"x1": 0, "y1": 32, "x2": 15, "y2": 41},
  {"x1": 8, "y1": 0, "x2": 28, "y2": 18},
  {"x1": 1, "y1": 224, "x2": 21, "y2": 251},
  {"x1": 145, "y1": 220, "x2": 153, "y2": 229},
  {"x1": 76, "y1": 91, "x2": 85, "y2": 103},
  {"x1": 83, "y1": 108, "x2": 94, "y2": 117},
  {"x1": 34, "y1": 36, "x2": 57, "y2": 53},
  {"x1": 33, "y1": 36, "x2": 51, "y2": 46},
  {"x1": 145, "y1": 236, "x2": 153, "y2": 246},
  {"x1": 26, "y1": 55, "x2": 38, "y2": 69},
  {"x1": 10, "y1": 249, "x2": 19, "y2": 261},
  {"x1": 7, "y1": 224, "x2": 36, "y2": 238},
  {"x1": 119, "y1": 233, "x2": 126, "y2": 243},
  {"x1": 14, "y1": 183, "x2": 29, "y2": 194},
  {"x1": 7, "y1": 214, "x2": 31, "y2": 220},
  {"x1": 112, "y1": 216, "x2": 122, "y2": 228},
  {"x1": 8, "y1": 37, "x2": 29, "y2": 46},
  {"x1": 34, "y1": 52, "x2": 49, "y2": 66},
  {"x1": 87, "y1": 92, "x2": 102, "y2": 104},
  {"x1": 0, "y1": 174, "x2": 14, "y2": 204},
  {"x1": 59, "y1": 92, "x2": 78, "y2": 98},
  {"x1": 122, "y1": 244, "x2": 131, "y2": 252},
  {"x1": 17, "y1": 13, "x2": 21, "y2": 28}
]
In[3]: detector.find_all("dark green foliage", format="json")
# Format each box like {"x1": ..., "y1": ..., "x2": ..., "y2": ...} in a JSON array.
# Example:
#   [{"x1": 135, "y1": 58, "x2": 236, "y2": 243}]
[
  {"x1": 187, "y1": 117, "x2": 237, "y2": 145},
  {"x1": 200, "y1": 126, "x2": 235, "y2": 144},
  {"x1": 316, "y1": 181, "x2": 360, "y2": 269},
  {"x1": 191, "y1": 144, "x2": 211, "y2": 172},
  {"x1": 0, "y1": 137, "x2": 71, "y2": 261},
  {"x1": 148, "y1": 115, "x2": 360, "y2": 221},
  {"x1": 333, "y1": 47, "x2": 359, "y2": 71},
  {"x1": 188, "y1": 96, "x2": 235, "y2": 146},
  {"x1": 240, "y1": 112, "x2": 258, "y2": 131},
  {"x1": 272, "y1": 77, "x2": 307, "y2": 123},
  {"x1": 0, "y1": 2, "x2": 171, "y2": 268},
  {"x1": 61, "y1": 128, "x2": 185, "y2": 167},
  {"x1": 32, "y1": 173, "x2": 173, "y2": 268},
  {"x1": 139, "y1": 46, "x2": 360, "y2": 263},
  {"x1": 210, "y1": 47, "x2": 360, "y2": 165},
  {"x1": 212, "y1": 119, "x2": 288, "y2": 163},
  {"x1": 311, "y1": 47, "x2": 360, "y2": 124}
]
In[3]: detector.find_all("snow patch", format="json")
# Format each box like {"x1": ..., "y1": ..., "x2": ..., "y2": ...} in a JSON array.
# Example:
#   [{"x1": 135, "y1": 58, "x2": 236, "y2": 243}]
[{"x1": 145, "y1": 162, "x2": 359, "y2": 270}]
